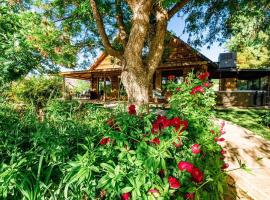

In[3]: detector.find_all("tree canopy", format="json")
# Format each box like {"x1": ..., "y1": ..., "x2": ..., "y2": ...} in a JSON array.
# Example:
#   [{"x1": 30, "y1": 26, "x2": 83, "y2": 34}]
[
  {"x1": 0, "y1": 1, "x2": 78, "y2": 84},
  {"x1": 1, "y1": 0, "x2": 269, "y2": 103}
]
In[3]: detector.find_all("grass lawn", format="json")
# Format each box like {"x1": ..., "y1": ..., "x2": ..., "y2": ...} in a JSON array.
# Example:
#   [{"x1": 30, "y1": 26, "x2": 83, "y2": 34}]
[{"x1": 215, "y1": 107, "x2": 270, "y2": 140}]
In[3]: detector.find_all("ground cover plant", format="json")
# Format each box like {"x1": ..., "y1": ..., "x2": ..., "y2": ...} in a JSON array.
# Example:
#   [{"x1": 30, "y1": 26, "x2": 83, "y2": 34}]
[
  {"x1": 0, "y1": 73, "x2": 229, "y2": 199},
  {"x1": 215, "y1": 108, "x2": 270, "y2": 140}
]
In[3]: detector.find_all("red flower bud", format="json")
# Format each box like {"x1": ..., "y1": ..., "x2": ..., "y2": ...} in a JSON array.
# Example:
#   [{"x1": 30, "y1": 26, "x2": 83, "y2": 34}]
[
  {"x1": 168, "y1": 176, "x2": 181, "y2": 189},
  {"x1": 150, "y1": 137, "x2": 160, "y2": 145},
  {"x1": 197, "y1": 72, "x2": 210, "y2": 81},
  {"x1": 222, "y1": 163, "x2": 229, "y2": 170},
  {"x1": 220, "y1": 149, "x2": 226, "y2": 155},
  {"x1": 121, "y1": 192, "x2": 130, "y2": 200},
  {"x1": 128, "y1": 104, "x2": 136, "y2": 115},
  {"x1": 168, "y1": 75, "x2": 175, "y2": 81},
  {"x1": 178, "y1": 161, "x2": 194, "y2": 173},
  {"x1": 185, "y1": 193, "x2": 195, "y2": 200},
  {"x1": 190, "y1": 86, "x2": 204, "y2": 95},
  {"x1": 218, "y1": 138, "x2": 225, "y2": 142},
  {"x1": 203, "y1": 82, "x2": 211, "y2": 87},
  {"x1": 100, "y1": 137, "x2": 110, "y2": 145},
  {"x1": 191, "y1": 167, "x2": 204, "y2": 183},
  {"x1": 191, "y1": 144, "x2": 201, "y2": 154}
]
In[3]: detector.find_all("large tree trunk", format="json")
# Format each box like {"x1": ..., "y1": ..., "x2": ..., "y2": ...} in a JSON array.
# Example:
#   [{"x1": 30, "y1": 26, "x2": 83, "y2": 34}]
[
  {"x1": 121, "y1": 70, "x2": 149, "y2": 106},
  {"x1": 90, "y1": 0, "x2": 190, "y2": 105}
]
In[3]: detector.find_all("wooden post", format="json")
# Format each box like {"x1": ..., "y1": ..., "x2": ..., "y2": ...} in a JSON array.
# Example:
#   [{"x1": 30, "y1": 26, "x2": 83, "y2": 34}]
[
  {"x1": 155, "y1": 70, "x2": 162, "y2": 90},
  {"x1": 104, "y1": 76, "x2": 107, "y2": 101}
]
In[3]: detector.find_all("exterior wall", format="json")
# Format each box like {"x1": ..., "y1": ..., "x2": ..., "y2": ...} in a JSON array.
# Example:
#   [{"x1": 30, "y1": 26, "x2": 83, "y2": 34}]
[{"x1": 216, "y1": 91, "x2": 267, "y2": 107}]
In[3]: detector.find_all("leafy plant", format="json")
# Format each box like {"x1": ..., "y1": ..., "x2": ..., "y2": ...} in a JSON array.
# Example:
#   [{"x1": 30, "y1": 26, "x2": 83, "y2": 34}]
[{"x1": 0, "y1": 72, "x2": 228, "y2": 199}]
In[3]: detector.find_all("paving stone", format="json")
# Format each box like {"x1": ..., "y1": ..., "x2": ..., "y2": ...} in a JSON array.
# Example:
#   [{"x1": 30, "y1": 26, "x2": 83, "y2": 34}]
[{"x1": 216, "y1": 119, "x2": 270, "y2": 200}]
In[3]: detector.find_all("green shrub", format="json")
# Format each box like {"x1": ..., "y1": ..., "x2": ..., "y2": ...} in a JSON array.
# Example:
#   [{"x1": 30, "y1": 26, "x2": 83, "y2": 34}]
[
  {"x1": 261, "y1": 112, "x2": 270, "y2": 128},
  {"x1": 8, "y1": 76, "x2": 62, "y2": 111},
  {"x1": 0, "y1": 72, "x2": 228, "y2": 199}
]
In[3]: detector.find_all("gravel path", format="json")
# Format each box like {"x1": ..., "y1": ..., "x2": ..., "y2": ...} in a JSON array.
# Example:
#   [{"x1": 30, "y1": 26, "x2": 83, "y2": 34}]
[{"x1": 217, "y1": 119, "x2": 270, "y2": 200}]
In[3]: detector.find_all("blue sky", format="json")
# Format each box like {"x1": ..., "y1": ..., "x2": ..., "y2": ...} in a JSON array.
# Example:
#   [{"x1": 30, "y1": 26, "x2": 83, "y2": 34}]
[{"x1": 168, "y1": 15, "x2": 227, "y2": 62}]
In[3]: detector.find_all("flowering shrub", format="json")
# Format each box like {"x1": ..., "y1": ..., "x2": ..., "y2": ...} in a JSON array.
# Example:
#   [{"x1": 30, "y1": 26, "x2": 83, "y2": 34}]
[
  {"x1": 0, "y1": 72, "x2": 228, "y2": 199},
  {"x1": 61, "y1": 72, "x2": 226, "y2": 199}
]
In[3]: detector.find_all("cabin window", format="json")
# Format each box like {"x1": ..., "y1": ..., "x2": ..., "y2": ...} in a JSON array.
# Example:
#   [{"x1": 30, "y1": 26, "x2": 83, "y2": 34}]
[
  {"x1": 237, "y1": 80, "x2": 248, "y2": 90},
  {"x1": 237, "y1": 78, "x2": 267, "y2": 90},
  {"x1": 247, "y1": 79, "x2": 260, "y2": 90},
  {"x1": 261, "y1": 76, "x2": 268, "y2": 90},
  {"x1": 161, "y1": 70, "x2": 183, "y2": 90}
]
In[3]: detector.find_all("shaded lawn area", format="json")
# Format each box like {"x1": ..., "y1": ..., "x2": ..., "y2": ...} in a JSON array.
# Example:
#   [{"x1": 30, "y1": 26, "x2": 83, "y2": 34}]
[{"x1": 215, "y1": 107, "x2": 270, "y2": 140}]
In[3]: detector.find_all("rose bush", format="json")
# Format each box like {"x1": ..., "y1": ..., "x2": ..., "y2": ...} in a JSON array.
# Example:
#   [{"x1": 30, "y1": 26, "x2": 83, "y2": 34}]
[
  {"x1": 63, "y1": 72, "x2": 227, "y2": 199},
  {"x1": 0, "y1": 72, "x2": 228, "y2": 199}
]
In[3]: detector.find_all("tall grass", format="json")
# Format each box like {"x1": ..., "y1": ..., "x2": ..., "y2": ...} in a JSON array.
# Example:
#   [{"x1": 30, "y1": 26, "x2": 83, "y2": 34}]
[{"x1": 0, "y1": 100, "x2": 110, "y2": 199}]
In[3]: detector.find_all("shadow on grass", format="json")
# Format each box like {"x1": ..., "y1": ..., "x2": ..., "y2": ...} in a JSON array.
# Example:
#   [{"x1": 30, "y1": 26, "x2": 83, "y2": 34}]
[{"x1": 215, "y1": 108, "x2": 270, "y2": 140}]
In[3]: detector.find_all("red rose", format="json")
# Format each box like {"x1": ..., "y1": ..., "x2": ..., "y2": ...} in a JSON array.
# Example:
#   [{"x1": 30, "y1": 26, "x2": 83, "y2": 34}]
[
  {"x1": 150, "y1": 137, "x2": 160, "y2": 145},
  {"x1": 210, "y1": 130, "x2": 215, "y2": 135},
  {"x1": 191, "y1": 167, "x2": 203, "y2": 183},
  {"x1": 178, "y1": 161, "x2": 194, "y2": 173},
  {"x1": 170, "y1": 117, "x2": 181, "y2": 127},
  {"x1": 214, "y1": 137, "x2": 218, "y2": 142},
  {"x1": 100, "y1": 137, "x2": 110, "y2": 145},
  {"x1": 185, "y1": 193, "x2": 195, "y2": 200},
  {"x1": 198, "y1": 72, "x2": 210, "y2": 81},
  {"x1": 151, "y1": 122, "x2": 160, "y2": 134},
  {"x1": 168, "y1": 176, "x2": 181, "y2": 189},
  {"x1": 176, "y1": 87, "x2": 181, "y2": 91},
  {"x1": 203, "y1": 82, "x2": 211, "y2": 87},
  {"x1": 190, "y1": 86, "x2": 204, "y2": 95},
  {"x1": 220, "y1": 149, "x2": 226, "y2": 155},
  {"x1": 218, "y1": 138, "x2": 225, "y2": 142},
  {"x1": 156, "y1": 115, "x2": 170, "y2": 129},
  {"x1": 191, "y1": 144, "x2": 201, "y2": 154},
  {"x1": 128, "y1": 104, "x2": 136, "y2": 115},
  {"x1": 222, "y1": 163, "x2": 229, "y2": 169},
  {"x1": 168, "y1": 75, "x2": 175, "y2": 81},
  {"x1": 121, "y1": 192, "x2": 130, "y2": 200}
]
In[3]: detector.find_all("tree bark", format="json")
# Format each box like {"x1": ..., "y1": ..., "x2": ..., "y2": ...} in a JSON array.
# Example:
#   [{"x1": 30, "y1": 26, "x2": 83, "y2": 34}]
[
  {"x1": 121, "y1": 70, "x2": 149, "y2": 106},
  {"x1": 89, "y1": 0, "x2": 190, "y2": 106}
]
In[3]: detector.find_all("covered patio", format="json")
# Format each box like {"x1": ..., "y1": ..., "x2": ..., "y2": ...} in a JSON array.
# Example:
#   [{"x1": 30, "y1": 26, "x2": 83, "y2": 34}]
[{"x1": 210, "y1": 68, "x2": 270, "y2": 107}]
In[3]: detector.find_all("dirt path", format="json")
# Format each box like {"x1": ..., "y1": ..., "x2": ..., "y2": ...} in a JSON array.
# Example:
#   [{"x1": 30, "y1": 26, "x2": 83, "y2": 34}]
[{"x1": 217, "y1": 119, "x2": 270, "y2": 200}]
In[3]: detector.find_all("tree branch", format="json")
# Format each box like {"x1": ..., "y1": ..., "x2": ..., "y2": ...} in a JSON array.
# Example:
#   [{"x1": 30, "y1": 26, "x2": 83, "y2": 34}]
[
  {"x1": 168, "y1": 0, "x2": 190, "y2": 20},
  {"x1": 89, "y1": 0, "x2": 123, "y2": 59},
  {"x1": 147, "y1": 5, "x2": 168, "y2": 79},
  {"x1": 124, "y1": 0, "x2": 152, "y2": 74},
  {"x1": 115, "y1": 0, "x2": 127, "y2": 47}
]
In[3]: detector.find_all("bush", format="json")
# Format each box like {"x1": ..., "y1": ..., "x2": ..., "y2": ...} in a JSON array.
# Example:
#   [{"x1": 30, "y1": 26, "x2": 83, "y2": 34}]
[
  {"x1": 260, "y1": 112, "x2": 270, "y2": 128},
  {"x1": 0, "y1": 72, "x2": 228, "y2": 199},
  {"x1": 8, "y1": 76, "x2": 62, "y2": 110}
]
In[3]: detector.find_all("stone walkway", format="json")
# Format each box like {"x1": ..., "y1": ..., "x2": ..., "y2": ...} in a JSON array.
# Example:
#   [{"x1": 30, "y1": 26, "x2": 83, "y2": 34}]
[{"x1": 217, "y1": 119, "x2": 270, "y2": 200}]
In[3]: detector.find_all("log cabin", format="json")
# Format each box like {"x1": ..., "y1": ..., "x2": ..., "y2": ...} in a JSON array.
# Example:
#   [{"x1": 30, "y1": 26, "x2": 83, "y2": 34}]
[{"x1": 60, "y1": 35, "x2": 217, "y2": 102}]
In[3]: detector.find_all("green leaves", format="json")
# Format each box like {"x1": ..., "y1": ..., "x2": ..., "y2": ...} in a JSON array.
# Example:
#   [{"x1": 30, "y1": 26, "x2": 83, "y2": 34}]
[{"x1": 0, "y1": 73, "x2": 228, "y2": 199}]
